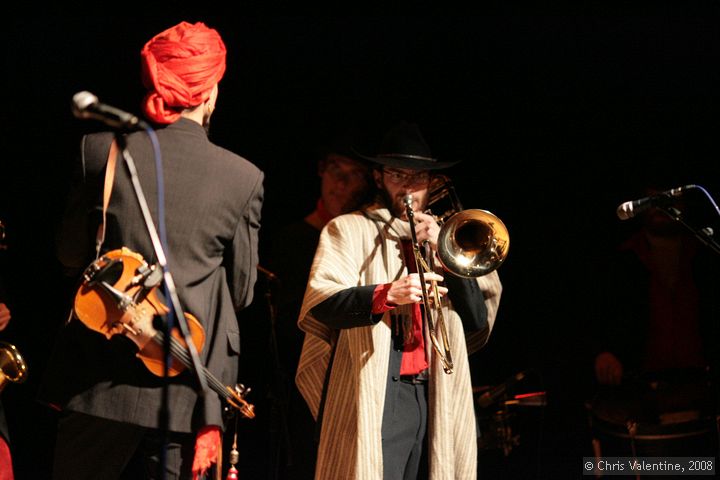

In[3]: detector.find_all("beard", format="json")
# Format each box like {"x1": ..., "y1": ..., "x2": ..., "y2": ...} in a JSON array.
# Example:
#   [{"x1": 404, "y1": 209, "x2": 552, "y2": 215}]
[{"x1": 378, "y1": 188, "x2": 425, "y2": 220}]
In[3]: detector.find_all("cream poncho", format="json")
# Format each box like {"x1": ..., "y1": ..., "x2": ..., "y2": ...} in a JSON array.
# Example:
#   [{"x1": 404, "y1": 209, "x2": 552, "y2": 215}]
[{"x1": 296, "y1": 206, "x2": 502, "y2": 480}]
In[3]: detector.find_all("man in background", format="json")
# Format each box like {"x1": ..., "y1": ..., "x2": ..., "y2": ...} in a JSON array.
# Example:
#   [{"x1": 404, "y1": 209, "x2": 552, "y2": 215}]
[
  {"x1": 268, "y1": 127, "x2": 374, "y2": 479},
  {"x1": 589, "y1": 178, "x2": 720, "y2": 457}
]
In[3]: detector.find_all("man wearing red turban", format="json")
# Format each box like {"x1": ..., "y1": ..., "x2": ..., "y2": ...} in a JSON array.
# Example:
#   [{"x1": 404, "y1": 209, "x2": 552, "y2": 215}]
[
  {"x1": 40, "y1": 21, "x2": 264, "y2": 480},
  {"x1": 141, "y1": 21, "x2": 227, "y2": 126}
]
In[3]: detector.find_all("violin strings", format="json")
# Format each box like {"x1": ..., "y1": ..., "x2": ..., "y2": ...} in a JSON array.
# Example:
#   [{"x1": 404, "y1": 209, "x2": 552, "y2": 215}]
[{"x1": 153, "y1": 330, "x2": 230, "y2": 399}]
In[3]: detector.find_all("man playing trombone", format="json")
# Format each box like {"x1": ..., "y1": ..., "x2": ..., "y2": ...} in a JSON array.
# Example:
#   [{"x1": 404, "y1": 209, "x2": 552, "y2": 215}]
[{"x1": 295, "y1": 121, "x2": 503, "y2": 479}]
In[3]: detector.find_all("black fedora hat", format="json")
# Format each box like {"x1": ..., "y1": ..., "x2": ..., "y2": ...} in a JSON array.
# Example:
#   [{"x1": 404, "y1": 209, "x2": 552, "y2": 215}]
[{"x1": 355, "y1": 121, "x2": 459, "y2": 170}]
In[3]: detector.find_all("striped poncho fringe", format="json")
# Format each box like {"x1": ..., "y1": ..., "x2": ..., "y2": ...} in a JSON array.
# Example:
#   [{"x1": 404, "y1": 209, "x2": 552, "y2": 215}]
[{"x1": 296, "y1": 206, "x2": 502, "y2": 480}]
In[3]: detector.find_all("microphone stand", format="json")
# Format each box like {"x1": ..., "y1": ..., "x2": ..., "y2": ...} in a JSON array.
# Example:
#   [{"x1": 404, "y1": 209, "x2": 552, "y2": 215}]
[
  {"x1": 114, "y1": 132, "x2": 208, "y2": 477},
  {"x1": 258, "y1": 267, "x2": 292, "y2": 480},
  {"x1": 657, "y1": 205, "x2": 720, "y2": 256}
]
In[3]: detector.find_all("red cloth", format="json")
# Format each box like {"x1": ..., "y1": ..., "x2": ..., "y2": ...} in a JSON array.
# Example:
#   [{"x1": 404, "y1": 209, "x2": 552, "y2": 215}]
[
  {"x1": 399, "y1": 239, "x2": 428, "y2": 375},
  {"x1": 371, "y1": 283, "x2": 395, "y2": 315},
  {"x1": 398, "y1": 300, "x2": 428, "y2": 375},
  {"x1": 622, "y1": 232, "x2": 705, "y2": 371},
  {"x1": 315, "y1": 198, "x2": 334, "y2": 226},
  {"x1": 371, "y1": 241, "x2": 429, "y2": 375},
  {"x1": 141, "y1": 21, "x2": 227, "y2": 124},
  {"x1": 0, "y1": 436, "x2": 14, "y2": 480},
  {"x1": 192, "y1": 425, "x2": 221, "y2": 480}
]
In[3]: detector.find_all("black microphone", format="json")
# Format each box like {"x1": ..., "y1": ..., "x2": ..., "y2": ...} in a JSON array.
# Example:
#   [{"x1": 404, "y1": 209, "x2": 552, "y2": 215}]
[
  {"x1": 616, "y1": 185, "x2": 695, "y2": 221},
  {"x1": 72, "y1": 91, "x2": 148, "y2": 131}
]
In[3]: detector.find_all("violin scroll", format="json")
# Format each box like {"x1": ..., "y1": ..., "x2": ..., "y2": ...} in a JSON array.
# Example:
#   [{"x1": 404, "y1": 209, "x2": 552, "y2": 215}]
[{"x1": 225, "y1": 383, "x2": 255, "y2": 419}]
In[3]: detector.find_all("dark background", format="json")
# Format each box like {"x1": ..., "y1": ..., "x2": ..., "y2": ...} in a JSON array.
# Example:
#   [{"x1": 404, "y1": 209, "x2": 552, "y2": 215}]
[{"x1": 2, "y1": 6, "x2": 720, "y2": 479}]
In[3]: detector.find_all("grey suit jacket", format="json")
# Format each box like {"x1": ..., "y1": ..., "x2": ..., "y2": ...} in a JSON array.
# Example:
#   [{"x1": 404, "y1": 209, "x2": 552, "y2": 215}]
[{"x1": 40, "y1": 118, "x2": 263, "y2": 433}]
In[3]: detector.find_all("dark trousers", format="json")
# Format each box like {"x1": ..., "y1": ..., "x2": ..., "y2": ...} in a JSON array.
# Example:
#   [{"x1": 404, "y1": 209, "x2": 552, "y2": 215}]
[
  {"x1": 52, "y1": 411, "x2": 195, "y2": 480},
  {"x1": 381, "y1": 379, "x2": 429, "y2": 480}
]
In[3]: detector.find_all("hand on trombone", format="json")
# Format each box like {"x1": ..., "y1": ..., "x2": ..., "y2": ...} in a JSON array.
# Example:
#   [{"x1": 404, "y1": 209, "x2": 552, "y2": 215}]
[
  {"x1": 386, "y1": 272, "x2": 447, "y2": 306},
  {"x1": 409, "y1": 211, "x2": 441, "y2": 250}
]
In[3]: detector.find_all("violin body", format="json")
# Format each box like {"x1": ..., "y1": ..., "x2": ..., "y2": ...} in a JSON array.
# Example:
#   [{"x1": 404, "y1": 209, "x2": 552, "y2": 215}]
[
  {"x1": 74, "y1": 247, "x2": 206, "y2": 376},
  {"x1": 72, "y1": 247, "x2": 255, "y2": 418}
]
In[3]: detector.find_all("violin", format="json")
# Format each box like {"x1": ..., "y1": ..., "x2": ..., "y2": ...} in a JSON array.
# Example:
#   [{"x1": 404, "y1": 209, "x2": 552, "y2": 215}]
[{"x1": 73, "y1": 247, "x2": 254, "y2": 419}]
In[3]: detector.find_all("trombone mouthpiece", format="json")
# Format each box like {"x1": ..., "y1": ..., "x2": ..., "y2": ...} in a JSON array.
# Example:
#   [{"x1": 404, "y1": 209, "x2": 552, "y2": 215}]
[{"x1": 403, "y1": 195, "x2": 414, "y2": 207}]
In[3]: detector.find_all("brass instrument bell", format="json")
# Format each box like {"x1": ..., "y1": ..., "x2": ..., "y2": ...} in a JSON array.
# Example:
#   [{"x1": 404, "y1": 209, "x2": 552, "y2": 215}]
[{"x1": 0, "y1": 342, "x2": 28, "y2": 393}]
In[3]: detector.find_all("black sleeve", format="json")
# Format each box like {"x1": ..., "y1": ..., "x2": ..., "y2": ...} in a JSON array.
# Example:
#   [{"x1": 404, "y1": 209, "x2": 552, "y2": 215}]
[
  {"x1": 226, "y1": 170, "x2": 264, "y2": 312},
  {"x1": 309, "y1": 285, "x2": 385, "y2": 329},
  {"x1": 444, "y1": 273, "x2": 488, "y2": 333},
  {"x1": 56, "y1": 134, "x2": 108, "y2": 275}
]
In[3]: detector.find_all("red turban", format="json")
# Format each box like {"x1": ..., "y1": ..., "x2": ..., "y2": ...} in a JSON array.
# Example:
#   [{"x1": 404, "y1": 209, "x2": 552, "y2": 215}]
[{"x1": 141, "y1": 21, "x2": 227, "y2": 124}]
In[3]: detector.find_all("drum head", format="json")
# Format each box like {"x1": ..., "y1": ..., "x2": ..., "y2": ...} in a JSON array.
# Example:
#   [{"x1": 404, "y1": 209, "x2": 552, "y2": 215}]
[{"x1": 588, "y1": 369, "x2": 719, "y2": 456}]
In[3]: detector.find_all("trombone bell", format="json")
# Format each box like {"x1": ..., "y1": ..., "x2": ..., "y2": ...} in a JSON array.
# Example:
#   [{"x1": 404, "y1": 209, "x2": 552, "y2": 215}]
[{"x1": 437, "y1": 209, "x2": 510, "y2": 278}]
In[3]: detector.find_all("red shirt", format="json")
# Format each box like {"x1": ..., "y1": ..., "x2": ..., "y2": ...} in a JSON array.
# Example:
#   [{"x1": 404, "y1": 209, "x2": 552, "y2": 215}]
[{"x1": 624, "y1": 232, "x2": 705, "y2": 371}]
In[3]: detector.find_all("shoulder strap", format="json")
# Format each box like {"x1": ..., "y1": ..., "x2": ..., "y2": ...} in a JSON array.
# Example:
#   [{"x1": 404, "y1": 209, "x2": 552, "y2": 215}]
[{"x1": 95, "y1": 139, "x2": 119, "y2": 259}]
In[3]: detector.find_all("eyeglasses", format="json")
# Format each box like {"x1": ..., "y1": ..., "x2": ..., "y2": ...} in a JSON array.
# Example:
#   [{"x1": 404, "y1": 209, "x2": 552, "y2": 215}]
[{"x1": 383, "y1": 169, "x2": 431, "y2": 186}]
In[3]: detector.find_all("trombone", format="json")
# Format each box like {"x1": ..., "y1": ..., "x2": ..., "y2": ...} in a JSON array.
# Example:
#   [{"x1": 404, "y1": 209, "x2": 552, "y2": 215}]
[
  {"x1": 404, "y1": 175, "x2": 509, "y2": 374},
  {"x1": 405, "y1": 195, "x2": 454, "y2": 373}
]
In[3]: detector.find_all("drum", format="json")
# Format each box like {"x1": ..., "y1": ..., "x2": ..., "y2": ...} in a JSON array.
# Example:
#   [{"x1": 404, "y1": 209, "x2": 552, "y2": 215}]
[
  {"x1": 587, "y1": 370, "x2": 719, "y2": 457},
  {"x1": 474, "y1": 384, "x2": 546, "y2": 456},
  {"x1": 476, "y1": 407, "x2": 518, "y2": 455}
]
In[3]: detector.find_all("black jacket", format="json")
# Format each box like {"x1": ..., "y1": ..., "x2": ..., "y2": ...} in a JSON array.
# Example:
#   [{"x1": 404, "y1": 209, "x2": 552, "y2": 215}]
[{"x1": 39, "y1": 118, "x2": 263, "y2": 433}]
